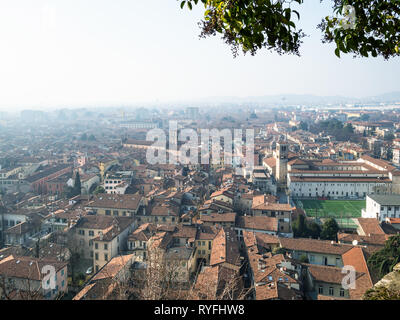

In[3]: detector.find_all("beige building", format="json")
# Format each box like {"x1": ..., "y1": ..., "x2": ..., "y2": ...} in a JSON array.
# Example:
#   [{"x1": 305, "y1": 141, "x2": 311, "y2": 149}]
[
  {"x1": 0, "y1": 255, "x2": 68, "y2": 300},
  {"x1": 73, "y1": 215, "x2": 135, "y2": 266},
  {"x1": 92, "y1": 218, "x2": 135, "y2": 272},
  {"x1": 85, "y1": 194, "x2": 145, "y2": 217}
]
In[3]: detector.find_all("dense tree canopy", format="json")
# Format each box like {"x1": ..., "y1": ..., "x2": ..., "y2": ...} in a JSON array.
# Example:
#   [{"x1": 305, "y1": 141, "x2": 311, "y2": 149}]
[
  {"x1": 368, "y1": 235, "x2": 400, "y2": 279},
  {"x1": 181, "y1": 0, "x2": 400, "y2": 59},
  {"x1": 309, "y1": 119, "x2": 358, "y2": 142},
  {"x1": 320, "y1": 218, "x2": 340, "y2": 241},
  {"x1": 292, "y1": 214, "x2": 322, "y2": 239}
]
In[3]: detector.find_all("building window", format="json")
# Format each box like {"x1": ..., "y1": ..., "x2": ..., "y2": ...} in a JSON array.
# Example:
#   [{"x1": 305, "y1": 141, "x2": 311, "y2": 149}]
[
  {"x1": 329, "y1": 287, "x2": 334, "y2": 296},
  {"x1": 104, "y1": 244, "x2": 108, "y2": 250},
  {"x1": 89, "y1": 231, "x2": 94, "y2": 236},
  {"x1": 318, "y1": 286, "x2": 323, "y2": 294},
  {"x1": 104, "y1": 254, "x2": 108, "y2": 261},
  {"x1": 340, "y1": 288, "x2": 345, "y2": 297},
  {"x1": 95, "y1": 253, "x2": 99, "y2": 260},
  {"x1": 105, "y1": 210, "x2": 111, "y2": 216},
  {"x1": 95, "y1": 243, "x2": 98, "y2": 250}
]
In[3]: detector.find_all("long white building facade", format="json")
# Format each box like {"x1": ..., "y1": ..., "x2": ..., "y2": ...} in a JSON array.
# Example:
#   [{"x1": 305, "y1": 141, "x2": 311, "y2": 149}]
[{"x1": 287, "y1": 155, "x2": 400, "y2": 199}]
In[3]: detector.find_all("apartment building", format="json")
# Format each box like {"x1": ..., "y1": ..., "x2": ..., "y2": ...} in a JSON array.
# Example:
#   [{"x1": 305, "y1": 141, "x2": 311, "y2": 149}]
[
  {"x1": 0, "y1": 255, "x2": 68, "y2": 300},
  {"x1": 92, "y1": 217, "x2": 135, "y2": 272},
  {"x1": 73, "y1": 215, "x2": 135, "y2": 262},
  {"x1": 85, "y1": 194, "x2": 145, "y2": 218},
  {"x1": 362, "y1": 194, "x2": 400, "y2": 222}
]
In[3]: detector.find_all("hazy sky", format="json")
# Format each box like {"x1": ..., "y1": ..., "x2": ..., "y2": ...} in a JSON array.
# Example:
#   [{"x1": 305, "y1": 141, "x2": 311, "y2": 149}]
[{"x1": 0, "y1": 0, "x2": 399, "y2": 110}]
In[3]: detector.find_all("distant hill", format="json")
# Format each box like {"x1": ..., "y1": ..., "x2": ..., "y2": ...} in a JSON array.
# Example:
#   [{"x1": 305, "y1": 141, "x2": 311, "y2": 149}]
[{"x1": 189, "y1": 91, "x2": 400, "y2": 106}]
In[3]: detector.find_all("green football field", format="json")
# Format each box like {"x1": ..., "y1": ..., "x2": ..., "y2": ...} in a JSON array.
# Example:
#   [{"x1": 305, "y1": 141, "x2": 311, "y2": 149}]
[{"x1": 295, "y1": 199, "x2": 365, "y2": 218}]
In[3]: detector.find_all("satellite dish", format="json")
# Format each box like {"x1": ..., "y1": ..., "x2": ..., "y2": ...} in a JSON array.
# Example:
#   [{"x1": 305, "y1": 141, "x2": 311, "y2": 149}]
[{"x1": 352, "y1": 240, "x2": 358, "y2": 246}]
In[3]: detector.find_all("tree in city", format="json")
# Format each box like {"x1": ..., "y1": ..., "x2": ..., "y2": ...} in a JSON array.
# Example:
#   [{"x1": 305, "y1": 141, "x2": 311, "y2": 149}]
[
  {"x1": 299, "y1": 121, "x2": 308, "y2": 131},
  {"x1": 130, "y1": 246, "x2": 187, "y2": 300},
  {"x1": 360, "y1": 114, "x2": 370, "y2": 121},
  {"x1": 93, "y1": 185, "x2": 106, "y2": 195},
  {"x1": 299, "y1": 254, "x2": 309, "y2": 263},
  {"x1": 367, "y1": 235, "x2": 400, "y2": 279},
  {"x1": 320, "y1": 218, "x2": 340, "y2": 241},
  {"x1": 65, "y1": 172, "x2": 82, "y2": 198},
  {"x1": 0, "y1": 273, "x2": 43, "y2": 300},
  {"x1": 180, "y1": 0, "x2": 400, "y2": 59},
  {"x1": 292, "y1": 214, "x2": 321, "y2": 239},
  {"x1": 50, "y1": 230, "x2": 81, "y2": 286},
  {"x1": 74, "y1": 172, "x2": 81, "y2": 196},
  {"x1": 363, "y1": 286, "x2": 400, "y2": 300},
  {"x1": 384, "y1": 133, "x2": 395, "y2": 141}
]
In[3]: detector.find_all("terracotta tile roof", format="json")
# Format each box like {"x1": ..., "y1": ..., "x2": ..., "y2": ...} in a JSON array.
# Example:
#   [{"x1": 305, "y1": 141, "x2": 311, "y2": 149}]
[
  {"x1": 210, "y1": 188, "x2": 234, "y2": 199},
  {"x1": 388, "y1": 218, "x2": 400, "y2": 224},
  {"x1": 263, "y1": 157, "x2": 276, "y2": 168},
  {"x1": 128, "y1": 223, "x2": 157, "y2": 241},
  {"x1": 194, "y1": 265, "x2": 241, "y2": 299},
  {"x1": 256, "y1": 233, "x2": 280, "y2": 246},
  {"x1": 149, "y1": 231, "x2": 173, "y2": 250},
  {"x1": 75, "y1": 215, "x2": 119, "y2": 230},
  {"x1": 290, "y1": 176, "x2": 391, "y2": 183},
  {"x1": 341, "y1": 247, "x2": 374, "y2": 299},
  {"x1": 148, "y1": 201, "x2": 179, "y2": 216},
  {"x1": 0, "y1": 256, "x2": 67, "y2": 281},
  {"x1": 92, "y1": 254, "x2": 134, "y2": 281},
  {"x1": 195, "y1": 225, "x2": 220, "y2": 241},
  {"x1": 236, "y1": 216, "x2": 278, "y2": 232},
  {"x1": 305, "y1": 264, "x2": 351, "y2": 284},
  {"x1": 4, "y1": 221, "x2": 33, "y2": 235},
  {"x1": 87, "y1": 194, "x2": 143, "y2": 211},
  {"x1": 209, "y1": 227, "x2": 240, "y2": 268},
  {"x1": 194, "y1": 265, "x2": 219, "y2": 298},
  {"x1": 361, "y1": 155, "x2": 395, "y2": 171},
  {"x1": 356, "y1": 218, "x2": 385, "y2": 236},
  {"x1": 243, "y1": 231, "x2": 257, "y2": 249},
  {"x1": 252, "y1": 201, "x2": 295, "y2": 212},
  {"x1": 252, "y1": 194, "x2": 278, "y2": 207},
  {"x1": 200, "y1": 212, "x2": 237, "y2": 224},
  {"x1": 279, "y1": 237, "x2": 353, "y2": 255},
  {"x1": 337, "y1": 232, "x2": 387, "y2": 246},
  {"x1": 172, "y1": 224, "x2": 197, "y2": 239},
  {"x1": 255, "y1": 281, "x2": 302, "y2": 300},
  {"x1": 92, "y1": 217, "x2": 134, "y2": 242}
]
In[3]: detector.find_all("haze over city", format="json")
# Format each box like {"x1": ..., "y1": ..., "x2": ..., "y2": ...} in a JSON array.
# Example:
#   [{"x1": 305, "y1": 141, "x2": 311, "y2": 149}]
[
  {"x1": 1, "y1": 0, "x2": 400, "y2": 306},
  {"x1": 0, "y1": 0, "x2": 400, "y2": 111}
]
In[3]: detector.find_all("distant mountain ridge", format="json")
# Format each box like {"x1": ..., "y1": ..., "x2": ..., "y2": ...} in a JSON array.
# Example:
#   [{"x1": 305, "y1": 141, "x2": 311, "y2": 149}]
[{"x1": 189, "y1": 91, "x2": 400, "y2": 106}]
